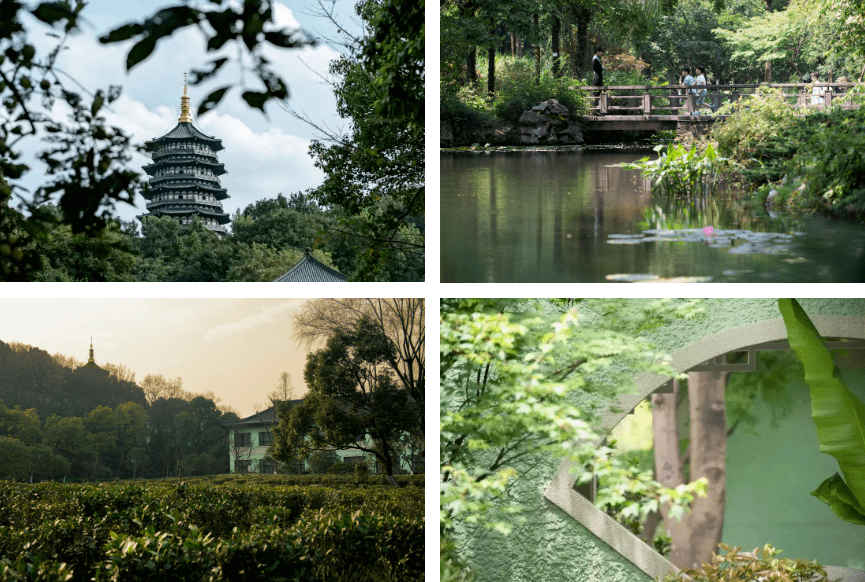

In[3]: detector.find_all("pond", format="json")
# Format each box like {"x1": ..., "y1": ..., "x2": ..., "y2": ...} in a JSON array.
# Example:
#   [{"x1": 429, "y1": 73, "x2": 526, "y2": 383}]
[{"x1": 440, "y1": 149, "x2": 865, "y2": 283}]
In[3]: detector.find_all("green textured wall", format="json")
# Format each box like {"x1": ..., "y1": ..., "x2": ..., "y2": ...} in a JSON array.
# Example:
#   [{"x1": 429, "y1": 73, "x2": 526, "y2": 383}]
[
  {"x1": 724, "y1": 367, "x2": 865, "y2": 570},
  {"x1": 452, "y1": 298, "x2": 865, "y2": 582}
]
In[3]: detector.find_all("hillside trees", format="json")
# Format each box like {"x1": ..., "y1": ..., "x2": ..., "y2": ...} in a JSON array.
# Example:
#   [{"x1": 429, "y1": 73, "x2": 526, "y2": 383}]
[{"x1": 0, "y1": 341, "x2": 235, "y2": 479}]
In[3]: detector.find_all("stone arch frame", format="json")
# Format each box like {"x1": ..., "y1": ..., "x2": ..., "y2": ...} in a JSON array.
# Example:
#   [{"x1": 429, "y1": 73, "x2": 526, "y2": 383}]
[{"x1": 543, "y1": 315, "x2": 865, "y2": 580}]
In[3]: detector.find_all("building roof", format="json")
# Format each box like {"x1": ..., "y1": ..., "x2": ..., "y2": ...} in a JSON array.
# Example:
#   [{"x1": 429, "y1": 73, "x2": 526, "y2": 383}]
[
  {"x1": 274, "y1": 249, "x2": 347, "y2": 282},
  {"x1": 147, "y1": 122, "x2": 224, "y2": 151},
  {"x1": 219, "y1": 399, "x2": 304, "y2": 428}
]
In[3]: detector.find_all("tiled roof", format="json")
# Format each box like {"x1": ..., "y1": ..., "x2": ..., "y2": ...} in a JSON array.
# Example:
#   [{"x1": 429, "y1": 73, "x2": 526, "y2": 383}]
[
  {"x1": 274, "y1": 250, "x2": 347, "y2": 282},
  {"x1": 149, "y1": 122, "x2": 224, "y2": 151},
  {"x1": 220, "y1": 399, "x2": 304, "y2": 428}
]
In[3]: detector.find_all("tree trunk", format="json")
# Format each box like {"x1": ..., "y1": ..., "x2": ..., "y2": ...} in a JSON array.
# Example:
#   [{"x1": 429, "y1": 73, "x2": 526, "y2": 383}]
[
  {"x1": 685, "y1": 371, "x2": 728, "y2": 569},
  {"x1": 552, "y1": 12, "x2": 561, "y2": 78},
  {"x1": 487, "y1": 47, "x2": 496, "y2": 95},
  {"x1": 575, "y1": 7, "x2": 592, "y2": 77},
  {"x1": 764, "y1": 60, "x2": 772, "y2": 83},
  {"x1": 651, "y1": 380, "x2": 692, "y2": 561},
  {"x1": 467, "y1": 48, "x2": 477, "y2": 83},
  {"x1": 534, "y1": 13, "x2": 540, "y2": 86}
]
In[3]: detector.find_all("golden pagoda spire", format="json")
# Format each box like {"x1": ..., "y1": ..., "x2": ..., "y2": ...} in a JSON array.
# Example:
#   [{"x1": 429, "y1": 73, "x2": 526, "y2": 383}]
[
  {"x1": 178, "y1": 72, "x2": 192, "y2": 123},
  {"x1": 88, "y1": 337, "x2": 95, "y2": 364}
]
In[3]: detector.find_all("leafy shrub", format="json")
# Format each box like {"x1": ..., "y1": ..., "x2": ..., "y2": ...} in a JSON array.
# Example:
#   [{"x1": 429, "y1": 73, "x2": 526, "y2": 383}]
[
  {"x1": 326, "y1": 462, "x2": 352, "y2": 475},
  {"x1": 0, "y1": 480, "x2": 423, "y2": 582},
  {"x1": 441, "y1": 93, "x2": 491, "y2": 142},
  {"x1": 712, "y1": 87, "x2": 865, "y2": 218},
  {"x1": 782, "y1": 107, "x2": 865, "y2": 219},
  {"x1": 493, "y1": 74, "x2": 587, "y2": 123},
  {"x1": 659, "y1": 544, "x2": 832, "y2": 582},
  {"x1": 623, "y1": 143, "x2": 727, "y2": 197},
  {"x1": 711, "y1": 87, "x2": 800, "y2": 170}
]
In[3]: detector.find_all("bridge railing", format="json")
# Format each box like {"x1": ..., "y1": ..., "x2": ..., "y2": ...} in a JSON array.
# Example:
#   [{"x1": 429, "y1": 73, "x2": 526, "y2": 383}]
[{"x1": 570, "y1": 83, "x2": 861, "y2": 116}]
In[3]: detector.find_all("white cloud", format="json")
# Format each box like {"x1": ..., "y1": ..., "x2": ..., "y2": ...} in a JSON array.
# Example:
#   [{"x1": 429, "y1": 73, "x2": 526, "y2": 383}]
[
  {"x1": 204, "y1": 299, "x2": 307, "y2": 342},
  {"x1": 273, "y1": 2, "x2": 301, "y2": 29}
]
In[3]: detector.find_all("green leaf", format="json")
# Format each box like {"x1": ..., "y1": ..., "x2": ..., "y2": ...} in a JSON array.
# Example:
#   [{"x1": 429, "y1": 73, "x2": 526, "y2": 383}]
[
  {"x1": 778, "y1": 298, "x2": 865, "y2": 516},
  {"x1": 810, "y1": 473, "x2": 865, "y2": 525},
  {"x1": 99, "y1": 23, "x2": 144, "y2": 44},
  {"x1": 30, "y1": 2, "x2": 76, "y2": 25},
  {"x1": 241, "y1": 91, "x2": 269, "y2": 112},
  {"x1": 196, "y1": 86, "x2": 230, "y2": 117},
  {"x1": 90, "y1": 91, "x2": 104, "y2": 117},
  {"x1": 264, "y1": 30, "x2": 305, "y2": 49},
  {"x1": 189, "y1": 58, "x2": 228, "y2": 85},
  {"x1": 126, "y1": 36, "x2": 156, "y2": 71}
]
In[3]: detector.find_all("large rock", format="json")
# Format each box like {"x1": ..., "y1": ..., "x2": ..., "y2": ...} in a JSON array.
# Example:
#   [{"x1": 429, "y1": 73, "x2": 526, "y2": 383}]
[
  {"x1": 531, "y1": 99, "x2": 570, "y2": 117},
  {"x1": 516, "y1": 99, "x2": 582, "y2": 145}
]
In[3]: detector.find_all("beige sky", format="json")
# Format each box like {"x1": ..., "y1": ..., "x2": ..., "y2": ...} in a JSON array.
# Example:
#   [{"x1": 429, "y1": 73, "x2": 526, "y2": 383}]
[{"x1": 0, "y1": 298, "x2": 319, "y2": 417}]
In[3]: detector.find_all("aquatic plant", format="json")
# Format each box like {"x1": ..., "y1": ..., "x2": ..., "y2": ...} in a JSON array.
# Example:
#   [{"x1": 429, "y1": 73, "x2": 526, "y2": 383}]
[{"x1": 623, "y1": 143, "x2": 726, "y2": 197}]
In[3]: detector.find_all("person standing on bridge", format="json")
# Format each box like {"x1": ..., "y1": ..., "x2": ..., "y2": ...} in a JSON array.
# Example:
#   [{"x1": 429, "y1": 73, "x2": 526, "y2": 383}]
[
  {"x1": 811, "y1": 72, "x2": 825, "y2": 106},
  {"x1": 694, "y1": 66, "x2": 708, "y2": 115},
  {"x1": 679, "y1": 67, "x2": 696, "y2": 114},
  {"x1": 592, "y1": 47, "x2": 605, "y2": 111}
]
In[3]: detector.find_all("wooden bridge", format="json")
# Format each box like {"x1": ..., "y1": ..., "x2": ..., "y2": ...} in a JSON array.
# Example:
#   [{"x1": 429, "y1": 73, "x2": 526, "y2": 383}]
[{"x1": 571, "y1": 82, "x2": 861, "y2": 132}]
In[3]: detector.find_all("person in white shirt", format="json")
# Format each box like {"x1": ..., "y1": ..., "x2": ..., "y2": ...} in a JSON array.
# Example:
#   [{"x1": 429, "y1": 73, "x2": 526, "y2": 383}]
[
  {"x1": 811, "y1": 72, "x2": 825, "y2": 106},
  {"x1": 679, "y1": 66, "x2": 695, "y2": 114},
  {"x1": 694, "y1": 66, "x2": 708, "y2": 115}
]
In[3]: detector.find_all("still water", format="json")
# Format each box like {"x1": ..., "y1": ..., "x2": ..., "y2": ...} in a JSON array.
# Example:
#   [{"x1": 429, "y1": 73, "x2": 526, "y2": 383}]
[{"x1": 440, "y1": 150, "x2": 865, "y2": 282}]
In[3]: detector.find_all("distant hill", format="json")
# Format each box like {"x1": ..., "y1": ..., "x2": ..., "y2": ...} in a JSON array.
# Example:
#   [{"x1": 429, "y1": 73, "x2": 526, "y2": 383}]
[{"x1": 0, "y1": 340, "x2": 146, "y2": 419}]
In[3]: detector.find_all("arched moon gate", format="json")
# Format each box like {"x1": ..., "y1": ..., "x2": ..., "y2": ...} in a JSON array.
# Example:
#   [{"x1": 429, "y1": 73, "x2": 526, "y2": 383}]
[{"x1": 543, "y1": 315, "x2": 865, "y2": 581}]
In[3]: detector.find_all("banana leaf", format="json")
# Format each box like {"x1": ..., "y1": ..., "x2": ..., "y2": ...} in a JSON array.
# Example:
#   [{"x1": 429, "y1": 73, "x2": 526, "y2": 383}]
[{"x1": 778, "y1": 298, "x2": 865, "y2": 525}]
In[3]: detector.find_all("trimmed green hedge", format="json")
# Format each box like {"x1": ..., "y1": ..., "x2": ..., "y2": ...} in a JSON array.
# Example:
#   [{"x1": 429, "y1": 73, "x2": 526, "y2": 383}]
[{"x1": 0, "y1": 480, "x2": 424, "y2": 581}]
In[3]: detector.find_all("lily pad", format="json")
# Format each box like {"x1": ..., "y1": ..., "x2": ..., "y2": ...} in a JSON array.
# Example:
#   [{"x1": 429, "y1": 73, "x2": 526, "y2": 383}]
[{"x1": 605, "y1": 273, "x2": 661, "y2": 281}]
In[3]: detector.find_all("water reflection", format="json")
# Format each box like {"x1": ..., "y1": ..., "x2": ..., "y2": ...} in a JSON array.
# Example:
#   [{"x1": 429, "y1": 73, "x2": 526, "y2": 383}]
[{"x1": 440, "y1": 150, "x2": 865, "y2": 282}]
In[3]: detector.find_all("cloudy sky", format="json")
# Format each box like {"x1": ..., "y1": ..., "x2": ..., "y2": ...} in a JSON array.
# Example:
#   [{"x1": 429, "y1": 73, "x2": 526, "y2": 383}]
[
  {"x1": 14, "y1": 0, "x2": 362, "y2": 225},
  {"x1": 0, "y1": 298, "x2": 318, "y2": 417}
]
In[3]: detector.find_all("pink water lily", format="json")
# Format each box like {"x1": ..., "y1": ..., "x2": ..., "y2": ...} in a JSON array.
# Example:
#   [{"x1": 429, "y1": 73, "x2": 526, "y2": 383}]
[{"x1": 702, "y1": 225, "x2": 715, "y2": 238}]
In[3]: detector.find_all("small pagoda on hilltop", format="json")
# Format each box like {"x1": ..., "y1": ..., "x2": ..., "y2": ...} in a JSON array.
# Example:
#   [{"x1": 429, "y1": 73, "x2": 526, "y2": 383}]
[
  {"x1": 82, "y1": 337, "x2": 101, "y2": 369},
  {"x1": 138, "y1": 76, "x2": 231, "y2": 234}
]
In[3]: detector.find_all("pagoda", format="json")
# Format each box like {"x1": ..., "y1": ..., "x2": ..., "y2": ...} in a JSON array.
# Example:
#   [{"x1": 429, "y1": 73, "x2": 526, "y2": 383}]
[
  {"x1": 82, "y1": 337, "x2": 101, "y2": 369},
  {"x1": 139, "y1": 76, "x2": 231, "y2": 234}
]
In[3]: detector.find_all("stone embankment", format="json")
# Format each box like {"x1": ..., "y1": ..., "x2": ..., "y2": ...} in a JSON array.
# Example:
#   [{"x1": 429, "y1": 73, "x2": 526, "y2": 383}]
[{"x1": 441, "y1": 99, "x2": 584, "y2": 147}]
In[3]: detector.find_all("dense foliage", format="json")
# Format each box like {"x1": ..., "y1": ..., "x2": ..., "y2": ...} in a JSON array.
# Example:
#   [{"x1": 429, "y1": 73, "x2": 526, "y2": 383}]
[
  {"x1": 711, "y1": 89, "x2": 865, "y2": 220},
  {"x1": 1, "y1": 190, "x2": 423, "y2": 281},
  {"x1": 272, "y1": 316, "x2": 422, "y2": 482},
  {"x1": 440, "y1": 299, "x2": 706, "y2": 533},
  {"x1": 0, "y1": 479, "x2": 423, "y2": 581}
]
